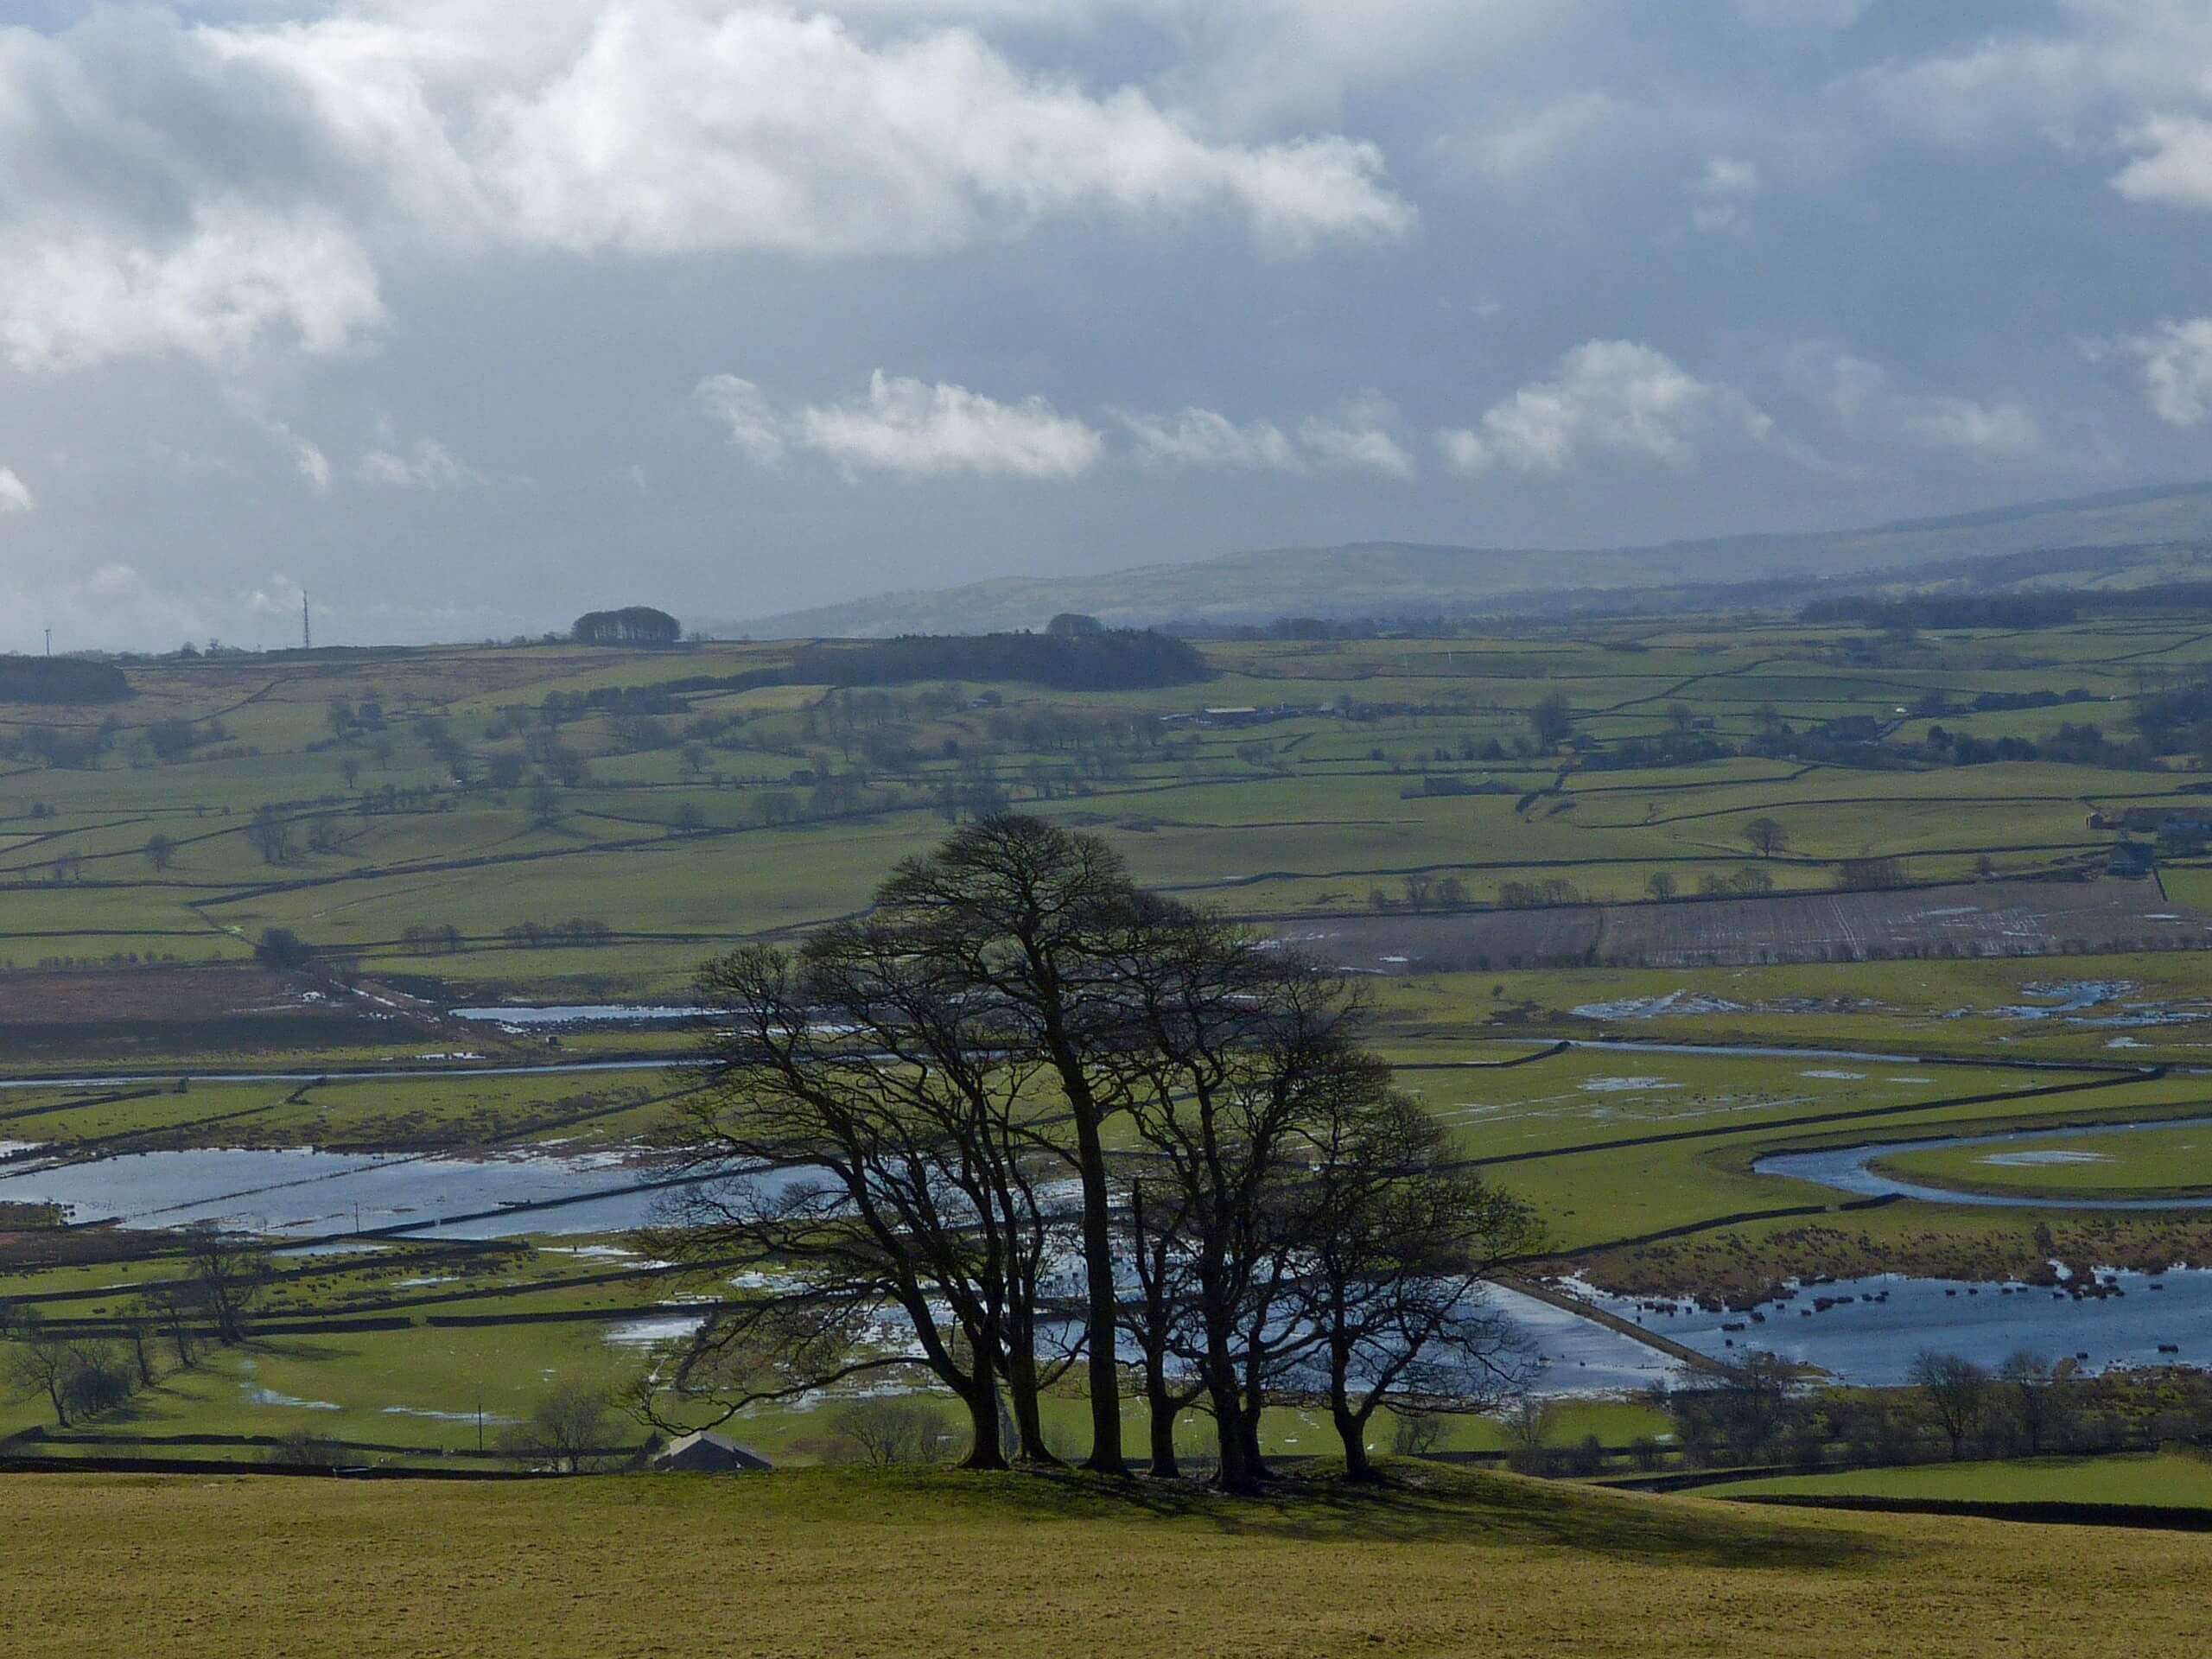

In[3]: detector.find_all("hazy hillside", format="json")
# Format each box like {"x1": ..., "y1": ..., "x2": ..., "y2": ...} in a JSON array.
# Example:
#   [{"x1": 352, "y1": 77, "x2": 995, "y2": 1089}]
[{"x1": 718, "y1": 480, "x2": 2212, "y2": 637}]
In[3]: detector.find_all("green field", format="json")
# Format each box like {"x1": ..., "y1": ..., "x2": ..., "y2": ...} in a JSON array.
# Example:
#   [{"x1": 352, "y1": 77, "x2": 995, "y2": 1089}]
[
  {"x1": 1874, "y1": 1122, "x2": 2212, "y2": 1200},
  {"x1": 3, "y1": 1465, "x2": 2204, "y2": 1658},
  {"x1": 11, "y1": 616, "x2": 2212, "y2": 1476},
  {"x1": 1715, "y1": 1451, "x2": 2212, "y2": 1509}
]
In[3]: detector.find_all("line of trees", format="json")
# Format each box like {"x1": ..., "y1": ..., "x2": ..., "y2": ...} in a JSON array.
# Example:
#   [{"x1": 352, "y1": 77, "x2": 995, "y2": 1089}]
[{"x1": 641, "y1": 817, "x2": 1539, "y2": 1491}]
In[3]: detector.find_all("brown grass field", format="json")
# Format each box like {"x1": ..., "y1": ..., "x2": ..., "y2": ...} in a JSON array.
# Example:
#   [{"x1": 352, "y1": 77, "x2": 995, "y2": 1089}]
[{"x1": 3, "y1": 1466, "x2": 2202, "y2": 1658}]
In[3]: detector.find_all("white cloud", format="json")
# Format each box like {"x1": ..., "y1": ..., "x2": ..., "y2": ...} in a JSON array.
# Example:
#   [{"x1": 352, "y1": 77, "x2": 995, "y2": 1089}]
[
  {"x1": 356, "y1": 437, "x2": 485, "y2": 490},
  {"x1": 1808, "y1": 350, "x2": 2044, "y2": 459},
  {"x1": 696, "y1": 375, "x2": 787, "y2": 468},
  {"x1": 0, "y1": 467, "x2": 34, "y2": 512},
  {"x1": 2114, "y1": 114, "x2": 2212, "y2": 211},
  {"x1": 0, "y1": 3, "x2": 1412, "y2": 372},
  {"x1": 0, "y1": 203, "x2": 385, "y2": 372},
  {"x1": 1297, "y1": 397, "x2": 1415, "y2": 477},
  {"x1": 1120, "y1": 407, "x2": 1299, "y2": 470},
  {"x1": 705, "y1": 370, "x2": 1103, "y2": 480},
  {"x1": 1689, "y1": 155, "x2": 1760, "y2": 234},
  {"x1": 2120, "y1": 318, "x2": 2212, "y2": 425},
  {"x1": 1440, "y1": 340, "x2": 1764, "y2": 474}
]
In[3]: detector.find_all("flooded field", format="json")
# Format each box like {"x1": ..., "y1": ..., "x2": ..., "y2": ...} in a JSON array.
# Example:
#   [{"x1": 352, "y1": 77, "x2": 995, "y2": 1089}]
[
  {"x1": 1580, "y1": 1268, "x2": 2212, "y2": 1386},
  {"x1": 1755, "y1": 1114, "x2": 2212, "y2": 1210},
  {"x1": 0, "y1": 1144, "x2": 702, "y2": 1239}
]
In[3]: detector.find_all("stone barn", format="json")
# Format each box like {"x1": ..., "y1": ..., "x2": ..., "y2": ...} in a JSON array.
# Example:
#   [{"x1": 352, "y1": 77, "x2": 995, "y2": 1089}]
[{"x1": 651, "y1": 1432, "x2": 774, "y2": 1474}]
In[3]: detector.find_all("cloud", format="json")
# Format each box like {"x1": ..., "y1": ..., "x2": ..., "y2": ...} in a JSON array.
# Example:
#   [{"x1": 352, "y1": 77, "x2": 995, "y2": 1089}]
[
  {"x1": 0, "y1": 3, "x2": 1412, "y2": 372},
  {"x1": 481, "y1": 7, "x2": 1415, "y2": 258},
  {"x1": 2114, "y1": 115, "x2": 2212, "y2": 211},
  {"x1": 704, "y1": 370, "x2": 1103, "y2": 480},
  {"x1": 1440, "y1": 340, "x2": 1765, "y2": 474},
  {"x1": 0, "y1": 467, "x2": 35, "y2": 513},
  {"x1": 1120, "y1": 407, "x2": 1300, "y2": 470},
  {"x1": 696, "y1": 375, "x2": 787, "y2": 468},
  {"x1": 356, "y1": 437, "x2": 485, "y2": 490},
  {"x1": 0, "y1": 203, "x2": 386, "y2": 373},
  {"x1": 1440, "y1": 92, "x2": 1624, "y2": 182},
  {"x1": 1808, "y1": 350, "x2": 2044, "y2": 459},
  {"x1": 2119, "y1": 318, "x2": 2212, "y2": 425},
  {"x1": 1689, "y1": 156, "x2": 1760, "y2": 234},
  {"x1": 1297, "y1": 397, "x2": 1415, "y2": 477}
]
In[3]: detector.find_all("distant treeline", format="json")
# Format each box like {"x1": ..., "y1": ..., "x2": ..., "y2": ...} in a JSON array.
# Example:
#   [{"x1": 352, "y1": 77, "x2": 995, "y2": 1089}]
[
  {"x1": 1799, "y1": 594, "x2": 2082, "y2": 630},
  {"x1": 609, "y1": 628, "x2": 1210, "y2": 702},
  {"x1": 0, "y1": 657, "x2": 132, "y2": 704},
  {"x1": 1803, "y1": 580, "x2": 2212, "y2": 633},
  {"x1": 787, "y1": 631, "x2": 1208, "y2": 690}
]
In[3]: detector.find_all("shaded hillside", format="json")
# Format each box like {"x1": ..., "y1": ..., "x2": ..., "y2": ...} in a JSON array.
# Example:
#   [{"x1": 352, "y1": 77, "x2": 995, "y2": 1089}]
[
  {"x1": 719, "y1": 480, "x2": 2212, "y2": 638},
  {"x1": 0, "y1": 656, "x2": 132, "y2": 704}
]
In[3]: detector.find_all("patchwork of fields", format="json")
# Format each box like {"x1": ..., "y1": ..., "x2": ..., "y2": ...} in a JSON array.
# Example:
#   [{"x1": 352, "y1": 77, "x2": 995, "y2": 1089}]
[{"x1": 8, "y1": 613, "x2": 2212, "y2": 1481}]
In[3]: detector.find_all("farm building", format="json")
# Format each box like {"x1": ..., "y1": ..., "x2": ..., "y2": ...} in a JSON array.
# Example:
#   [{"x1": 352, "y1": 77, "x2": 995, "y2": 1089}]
[
  {"x1": 2107, "y1": 840, "x2": 2157, "y2": 880},
  {"x1": 651, "y1": 1433, "x2": 773, "y2": 1474}
]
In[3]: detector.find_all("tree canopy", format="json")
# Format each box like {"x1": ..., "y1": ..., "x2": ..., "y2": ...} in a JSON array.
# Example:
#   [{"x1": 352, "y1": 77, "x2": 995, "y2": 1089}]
[{"x1": 572, "y1": 607, "x2": 682, "y2": 646}]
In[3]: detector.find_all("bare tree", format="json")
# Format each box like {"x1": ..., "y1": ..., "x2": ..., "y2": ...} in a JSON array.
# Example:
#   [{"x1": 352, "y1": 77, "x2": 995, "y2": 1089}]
[
  {"x1": 1997, "y1": 1349, "x2": 2056, "y2": 1455},
  {"x1": 1910, "y1": 1349, "x2": 1992, "y2": 1460},
  {"x1": 1392, "y1": 1409, "x2": 1446, "y2": 1457},
  {"x1": 143, "y1": 832, "x2": 177, "y2": 872},
  {"x1": 183, "y1": 1228, "x2": 270, "y2": 1344},
  {"x1": 4, "y1": 1313, "x2": 83, "y2": 1427},
  {"x1": 144, "y1": 1285, "x2": 196, "y2": 1368},
  {"x1": 1290, "y1": 1092, "x2": 1541, "y2": 1479},
  {"x1": 827, "y1": 1396, "x2": 956, "y2": 1466},
  {"x1": 1743, "y1": 817, "x2": 1789, "y2": 859},
  {"x1": 871, "y1": 817, "x2": 1147, "y2": 1476},
  {"x1": 500, "y1": 1382, "x2": 617, "y2": 1472},
  {"x1": 651, "y1": 921, "x2": 1080, "y2": 1471}
]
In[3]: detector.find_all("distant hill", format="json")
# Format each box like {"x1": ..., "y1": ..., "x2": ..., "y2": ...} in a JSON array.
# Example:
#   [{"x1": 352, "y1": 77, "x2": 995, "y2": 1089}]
[{"x1": 712, "y1": 480, "x2": 2212, "y2": 638}]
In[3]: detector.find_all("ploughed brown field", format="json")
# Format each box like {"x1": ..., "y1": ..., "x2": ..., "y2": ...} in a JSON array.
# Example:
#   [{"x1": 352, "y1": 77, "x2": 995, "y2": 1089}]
[{"x1": 1306, "y1": 878, "x2": 2211, "y2": 973}]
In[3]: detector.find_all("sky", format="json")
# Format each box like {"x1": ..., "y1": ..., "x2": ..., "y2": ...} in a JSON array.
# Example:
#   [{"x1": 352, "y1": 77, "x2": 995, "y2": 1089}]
[{"x1": 8, "y1": 0, "x2": 2212, "y2": 650}]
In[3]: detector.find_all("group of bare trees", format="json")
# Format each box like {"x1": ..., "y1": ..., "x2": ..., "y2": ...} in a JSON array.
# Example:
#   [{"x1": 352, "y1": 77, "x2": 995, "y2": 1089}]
[
  {"x1": 641, "y1": 816, "x2": 1538, "y2": 1492},
  {"x1": 3, "y1": 1229, "x2": 269, "y2": 1427}
]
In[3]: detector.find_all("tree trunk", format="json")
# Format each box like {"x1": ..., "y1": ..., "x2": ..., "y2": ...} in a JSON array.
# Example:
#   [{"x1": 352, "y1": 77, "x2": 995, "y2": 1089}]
[
  {"x1": 1333, "y1": 1399, "x2": 1374, "y2": 1480},
  {"x1": 959, "y1": 1382, "x2": 1009, "y2": 1471},
  {"x1": 1004, "y1": 1343, "x2": 1057, "y2": 1465},
  {"x1": 1144, "y1": 1354, "x2": 1180, "y2": 1479},
  {"x1": 1065, "y1": 1103, "x2": 1127, "y2": 1475}
]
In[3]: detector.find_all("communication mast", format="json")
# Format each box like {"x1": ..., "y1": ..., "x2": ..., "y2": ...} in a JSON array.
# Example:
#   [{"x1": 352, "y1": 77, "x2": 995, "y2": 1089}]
[{"x1": 302, "y1": 594, "x2": 311, "y2": 652}]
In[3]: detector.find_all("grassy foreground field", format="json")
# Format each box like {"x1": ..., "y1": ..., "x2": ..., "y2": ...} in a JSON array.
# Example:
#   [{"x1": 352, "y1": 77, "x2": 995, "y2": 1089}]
[
  {"x1": 1714, "y1": 1451, "x2": 2212, "y2": 1510},
  {"x1": 5, "y1": 1465, "x2": 2205, "y2": 1659}
]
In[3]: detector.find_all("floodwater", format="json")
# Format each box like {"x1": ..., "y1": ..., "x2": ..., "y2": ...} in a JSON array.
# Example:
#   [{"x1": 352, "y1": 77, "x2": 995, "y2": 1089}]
[
  {"x1": 0, "y1": 1144, "x2": 717, "y2": 1239},
  {"x1": 448, "y1": 1004, "x2": 703, "y2": 1027},
  {"x1": 1484, "y1": 1282, "x2": 1687, "y2": 1395},
  {"x1": 1755, "y1": 1113, "x2": 2212, "y2": 1211},
  {"x1": 1576, "y1": 1268, "x2": 2212, "y2": 1386}
]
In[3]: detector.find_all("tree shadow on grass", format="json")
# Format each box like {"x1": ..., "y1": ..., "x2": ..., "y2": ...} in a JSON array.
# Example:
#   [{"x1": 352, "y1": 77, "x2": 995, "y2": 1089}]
[{"x1": 936, "y1": 1462, "x2": 1887, "y2": 1573}]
